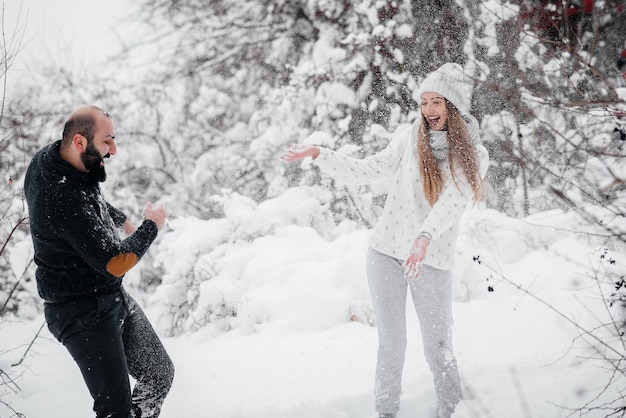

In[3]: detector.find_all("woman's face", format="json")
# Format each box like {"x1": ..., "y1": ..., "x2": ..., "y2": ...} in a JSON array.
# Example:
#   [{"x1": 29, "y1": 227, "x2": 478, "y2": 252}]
[{"x1": 421, "y1": 92, "x2": 448, "y2": 131}]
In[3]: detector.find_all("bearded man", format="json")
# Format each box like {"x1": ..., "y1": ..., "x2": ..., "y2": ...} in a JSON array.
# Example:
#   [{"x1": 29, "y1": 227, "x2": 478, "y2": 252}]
[{"x1": 24, "y1": 105, "x2": 174, "y2": 418}]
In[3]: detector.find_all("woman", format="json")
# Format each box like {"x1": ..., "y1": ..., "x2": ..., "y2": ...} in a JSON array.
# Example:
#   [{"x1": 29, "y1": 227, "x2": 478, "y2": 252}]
[{"x1": 282, "y1": 63, "x2": 489, "y2": 418}]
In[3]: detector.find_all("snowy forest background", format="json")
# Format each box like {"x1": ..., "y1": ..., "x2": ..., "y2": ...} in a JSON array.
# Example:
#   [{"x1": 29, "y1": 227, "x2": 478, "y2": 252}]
[{"x1": 2, "y1": 0, "x2": 626, "y2": 417}]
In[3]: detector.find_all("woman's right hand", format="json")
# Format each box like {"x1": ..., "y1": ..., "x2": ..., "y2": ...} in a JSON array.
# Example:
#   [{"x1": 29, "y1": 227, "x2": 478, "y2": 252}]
[{"x1": 280, "y1": 144, "x2": 320, "y2": 162}]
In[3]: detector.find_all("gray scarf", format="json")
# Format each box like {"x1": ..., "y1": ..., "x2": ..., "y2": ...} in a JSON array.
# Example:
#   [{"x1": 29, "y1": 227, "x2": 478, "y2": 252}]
[
  {"x1": 429, "y1": 130, "x2": 448, "y2": 161},
  {"x1": 414, "y1": 114, "x2": 481, "y2": 161}
]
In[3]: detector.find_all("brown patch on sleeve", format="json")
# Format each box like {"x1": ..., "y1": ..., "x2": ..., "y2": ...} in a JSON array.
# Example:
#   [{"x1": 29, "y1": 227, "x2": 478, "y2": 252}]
[{"x1": 106, "y1": 253, "x2": 139, "y2": 277}]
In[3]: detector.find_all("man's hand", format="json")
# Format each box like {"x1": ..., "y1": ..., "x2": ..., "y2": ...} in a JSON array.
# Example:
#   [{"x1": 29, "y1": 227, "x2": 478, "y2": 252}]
[
  {"x1": 280, "y1": 144, "x2": 321, "y2": 162},
  {"x1": 122, "y1": 219, "x2": 137, "y2": 236},
  {"x1": 143, "y1": 202, "x2": 166, "y2": 230}
]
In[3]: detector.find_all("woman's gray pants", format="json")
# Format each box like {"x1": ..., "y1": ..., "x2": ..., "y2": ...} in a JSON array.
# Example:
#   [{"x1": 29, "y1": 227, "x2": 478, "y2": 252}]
[{"x1": 366, "y1": 248, "x2": 462, "y2": 417}]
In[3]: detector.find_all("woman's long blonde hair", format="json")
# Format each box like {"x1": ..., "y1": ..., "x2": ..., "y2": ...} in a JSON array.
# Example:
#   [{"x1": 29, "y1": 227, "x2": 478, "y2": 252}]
[{"x1": 417, "y1": 101, "x2": 485, "y2": 206}]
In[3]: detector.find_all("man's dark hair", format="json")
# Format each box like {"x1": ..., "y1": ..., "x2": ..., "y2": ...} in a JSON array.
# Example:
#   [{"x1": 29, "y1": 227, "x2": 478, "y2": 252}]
[
  {"x1": 61, "y1": 106, "x2": 111, "y2": 146},
  {"x1": 62, "y1": 113, "x2": 96, "y2": 145}
]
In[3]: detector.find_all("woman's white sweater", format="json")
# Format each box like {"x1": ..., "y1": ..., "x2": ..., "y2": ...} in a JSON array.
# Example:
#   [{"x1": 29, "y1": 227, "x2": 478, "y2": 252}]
[{"x1": 314, "y1": 116, "x2": 489, "y2": 270}]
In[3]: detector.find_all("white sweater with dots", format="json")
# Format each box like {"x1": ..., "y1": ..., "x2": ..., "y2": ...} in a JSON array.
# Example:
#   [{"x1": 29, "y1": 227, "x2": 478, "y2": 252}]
[{"x1": 314, "y1": 116, "x2": 489, "y2": 270}]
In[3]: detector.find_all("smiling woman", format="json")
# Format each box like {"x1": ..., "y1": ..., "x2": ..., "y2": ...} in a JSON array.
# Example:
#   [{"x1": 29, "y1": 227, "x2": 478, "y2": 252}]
[{"x1": 282, "y1": 63, "x2": 490, "y2": 418}]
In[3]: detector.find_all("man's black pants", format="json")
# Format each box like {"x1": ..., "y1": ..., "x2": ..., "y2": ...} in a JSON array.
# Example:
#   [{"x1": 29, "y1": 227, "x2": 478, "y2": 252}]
[{"x1": 44, "y1": 288, "x2": 175, "y2": 417}]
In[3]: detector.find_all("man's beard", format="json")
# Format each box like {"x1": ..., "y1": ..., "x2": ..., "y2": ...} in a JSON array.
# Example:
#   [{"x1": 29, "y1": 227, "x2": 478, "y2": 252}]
[{"x1": 81, "y1": 142, "x2": 107, "y2": 182}]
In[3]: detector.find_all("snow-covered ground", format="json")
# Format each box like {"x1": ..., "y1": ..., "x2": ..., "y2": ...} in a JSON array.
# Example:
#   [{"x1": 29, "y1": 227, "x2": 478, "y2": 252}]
[{"x1": 2, "y1": 207, "x2": 625, "y2": 418}]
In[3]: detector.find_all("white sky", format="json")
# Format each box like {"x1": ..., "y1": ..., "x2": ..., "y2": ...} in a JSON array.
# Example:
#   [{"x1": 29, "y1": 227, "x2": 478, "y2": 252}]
[{"x1": 3, "y1": 0, "x2": 130, "y2": 71}]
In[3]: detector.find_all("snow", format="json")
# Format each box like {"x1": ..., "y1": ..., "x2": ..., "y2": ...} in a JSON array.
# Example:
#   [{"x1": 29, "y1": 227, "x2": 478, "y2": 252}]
[{"x1": 2, "y1": 202, "x2": 624, "y2": 418}]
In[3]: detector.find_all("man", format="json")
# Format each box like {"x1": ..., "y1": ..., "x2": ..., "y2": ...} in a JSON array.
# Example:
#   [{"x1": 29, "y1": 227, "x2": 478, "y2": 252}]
[{"x1": 24, "y1": 105, "x2": 174, "y2": 417}]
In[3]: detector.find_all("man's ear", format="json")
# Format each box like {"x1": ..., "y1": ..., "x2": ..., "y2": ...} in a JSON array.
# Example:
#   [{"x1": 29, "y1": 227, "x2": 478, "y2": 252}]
[{"x1": 72, "y1": 134, "x2": 87, "y2": 152}]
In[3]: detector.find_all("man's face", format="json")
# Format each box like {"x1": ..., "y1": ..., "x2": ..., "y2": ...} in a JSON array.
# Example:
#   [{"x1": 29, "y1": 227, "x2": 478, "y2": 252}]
[{"x1": 81, "y1": 116, "x2": 116, "y2": 182}]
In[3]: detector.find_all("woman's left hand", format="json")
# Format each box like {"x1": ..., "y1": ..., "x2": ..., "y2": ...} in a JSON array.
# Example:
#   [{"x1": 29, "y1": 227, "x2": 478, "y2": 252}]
[{"x1": 403, "y1": 237, "x2": 429, "y2": 280}]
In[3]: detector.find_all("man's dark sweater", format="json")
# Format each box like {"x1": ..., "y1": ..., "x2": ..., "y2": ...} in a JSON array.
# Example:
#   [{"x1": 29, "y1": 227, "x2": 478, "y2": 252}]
[{"x1": 24, "y1": 140, "x2": 158, "y2": 303}]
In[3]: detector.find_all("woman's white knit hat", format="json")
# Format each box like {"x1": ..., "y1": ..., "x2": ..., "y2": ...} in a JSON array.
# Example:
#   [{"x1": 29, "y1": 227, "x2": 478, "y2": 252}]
[{"x1": 417, "y1": 63, "x2": 470, "y2": 114}]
